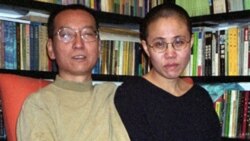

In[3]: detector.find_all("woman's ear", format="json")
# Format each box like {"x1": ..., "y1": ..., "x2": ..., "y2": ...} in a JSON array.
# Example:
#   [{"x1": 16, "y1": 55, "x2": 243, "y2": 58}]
[
  {"x1": 141, "y1": 40, "x2": 150, "y2": 57},
  {"x1": 47, "y1": 39, "x2": 56, "y2": 60},
  {"x1": 190, "y1": 34, "x2": 194, "y2": 49}
]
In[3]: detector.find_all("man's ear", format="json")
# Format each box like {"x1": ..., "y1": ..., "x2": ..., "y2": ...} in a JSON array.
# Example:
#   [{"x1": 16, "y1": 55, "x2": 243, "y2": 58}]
[
  {"x1": 98, "y1": 39, "x2": 101, "y2": 54},
  {"x1": 141, "y1": 40, "x2": 150, "y2": 57},
  {"x1": 47, "y1": 39, "x2": 56, "y2": 60}
]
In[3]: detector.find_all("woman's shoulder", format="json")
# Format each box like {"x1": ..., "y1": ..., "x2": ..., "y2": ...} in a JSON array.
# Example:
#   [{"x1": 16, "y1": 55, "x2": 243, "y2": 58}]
[
  {"x1": 119, "y1": 76, "x2": 147, "y2": 89},
  {"x1": 115, "y1": 76, "x2": 149, "y2": 98},
  {"x1": 189, "y1": 84, "x2": 214, "y2": 103},
  {"x1": 191, "y1": 84, "x2": 209, "y2": 93}
]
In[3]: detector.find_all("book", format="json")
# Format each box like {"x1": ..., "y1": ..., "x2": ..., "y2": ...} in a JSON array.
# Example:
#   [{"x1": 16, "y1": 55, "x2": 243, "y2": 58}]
[
  {"x1": 204, "y1": 31, "x2": 213, "y2": 76},
  {"x1": 100, "y1": 40, "x2": 108, "y2": 74},
  {"x1": 3, "y1": 20, "x2": 17, "y2": 70},
  {"x1": 213, "y1": 30, "x2": 220, "y2": 76},
  {"x1": 218, "y1": 28, "x2": 227, "y2": 76},
  {"x1": 227, "y1": 26, "x2": 239, "y2": 76},
  {"x1": 21, "y1": 11, "x2": 49, "y2": 24},
  {"x1": 212, "y1": 0, "x2": 227, "y2": 14},
  {"x1": 223, "y1": 91, "x2": 231, "y2": 137},
  {"x1": 123, "y1": 41, "x2": 129, "y2": 75},
  {"x1": 134, "y1": 43, "x2": 142, "y2": 76},
  {"x1": 25, "y1": 24, "x2": 31, "y2": 70},
  {"x1": 118, "y1": 41, "x2": 124, "y2": 75},
  {"x1": 38, "y1": 24, "x2": 49, "y2": 71},
  {"x1": 228, "y1": 90, "x2": 238, "y2": 137},
  {"x1": 34, "y1": 0, "x2": 55, "y2": 3},
  {"x1": 191, "y1": 30, "x2": 198, "y2": 76},
  {"x1": 243, "y1": 0, "x2": 250, "y2": 10},
  {"x1": 0, "y1": 20, "x2": 4, "y2": 69},
  {"x1": 246, "y1": 91, "x2": 250, "y2": 138},
  {"x1": 240, "y1": 91, "x2": 249, "y2": 139},
  {"x1": 113, "y1": 40, "x2": 119, "y2": 75},
  {"x1": 214, "y1": 95, "x2": 224, "y2": 125},
  {"x1": 227, "y1": 0, "x2": 244, "y2": 12},
  {"x1": 242, "y1": 25, "x2": 249, "y2": 76},
  {"x1": 16, "y1": 22, "x2": 21, "y2": 70},
  {"x1": 197, "y1": 29, "x2": 205, "y2": 76},
  {"x1": 176, "y1": 0, "x2": 211, "y2": 16}
]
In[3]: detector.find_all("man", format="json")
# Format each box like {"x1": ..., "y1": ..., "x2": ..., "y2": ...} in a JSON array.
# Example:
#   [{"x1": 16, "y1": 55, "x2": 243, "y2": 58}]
[{"x1": 17, "y1": 4, "x2": 130, "y2": 141}]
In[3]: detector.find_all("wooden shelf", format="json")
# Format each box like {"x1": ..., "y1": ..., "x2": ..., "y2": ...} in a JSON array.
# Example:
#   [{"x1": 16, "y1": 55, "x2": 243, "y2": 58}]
[
  {"x1": 192, "y1": 10, "x2": 250, "y2": 26},
  {"x1": 222, "y1": 137, "x2": 250, "y2": 141},
  {"x1": 0, "y1": 69, "x2": 249, "y2": 83}
]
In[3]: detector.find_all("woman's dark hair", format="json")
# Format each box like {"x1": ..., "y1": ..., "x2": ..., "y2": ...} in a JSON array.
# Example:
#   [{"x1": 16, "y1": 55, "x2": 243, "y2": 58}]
[
  {"x1": 47, "y1": 4, "x2": 99, "y2": 39},
  {"x1": 140, "y1": 3, "x2": 192, "y2": 40}
]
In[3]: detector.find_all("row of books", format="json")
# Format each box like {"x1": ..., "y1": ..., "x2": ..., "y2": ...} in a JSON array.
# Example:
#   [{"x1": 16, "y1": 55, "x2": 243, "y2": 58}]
[
  {"x1": 214, "y1": 90, "x2": 250, "y2": 139},
  {"x1": 3, "y1": 17, "x2": 250, "y2": 77},
  {"x1": 0, "y1": 19, "x2": 51, "y2": 72},
  {"x1": 182, "y1": 23, "x2": 250, "y2": 76},
  {"x1": 0, "y1": 18, "x2": 150, "y2": 76},
  {"x1": 176, "y1": 0, "x2": 250, "y2": 17},
  {"x1": 92, "y1": 40, "x2": 150, "y2": 76},
  {"x1": 35, "y1": 0, "x2": 165, "y2": 17}
]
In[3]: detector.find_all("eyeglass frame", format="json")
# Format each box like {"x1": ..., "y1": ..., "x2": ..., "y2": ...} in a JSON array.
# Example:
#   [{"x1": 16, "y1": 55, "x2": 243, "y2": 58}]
[
  {"x1": 54, "y1": 26, "x2": 99, "y2": 43},
  {"x1": 146, "y1": 36, "x2": 191, "y2": 53}
]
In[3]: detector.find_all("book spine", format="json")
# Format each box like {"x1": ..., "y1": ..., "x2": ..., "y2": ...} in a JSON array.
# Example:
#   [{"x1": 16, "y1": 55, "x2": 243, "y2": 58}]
[
  {"x1": 192, "y1": 31, "x2": 198, "y2": 76},
  {"x1": 0, "y1": 20, "x2": 4, "y2": 69},
  {"x1": 219, "y1": 29, "x2": 226, "y2": 76},
  {"x1": 242, "y1": 26, "x2": 249, "y2": 75},
  {"x1": 228, "y1": 26, "x2": 239, "y2": 76},
  {"x1": 3, "y1": 21, "x2": 17, "y2": 70},
  {"x1": 16, "y1": 22, "x2": 21, "y2": 70},
  {"x1": 204, "y1": 31, "x2": 213, "y2": 76}
]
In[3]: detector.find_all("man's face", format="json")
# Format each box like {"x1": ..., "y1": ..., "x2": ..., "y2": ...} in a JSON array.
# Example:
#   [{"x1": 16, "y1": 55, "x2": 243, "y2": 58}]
[{"x1": 47, "y1": 9, "x2": 99, "y2": 82}]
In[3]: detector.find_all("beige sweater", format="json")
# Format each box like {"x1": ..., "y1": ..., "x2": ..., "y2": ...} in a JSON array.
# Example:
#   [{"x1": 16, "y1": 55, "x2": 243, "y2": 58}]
[{"x1": 17, "y1": 76, "x2": 130, "y2": 141}]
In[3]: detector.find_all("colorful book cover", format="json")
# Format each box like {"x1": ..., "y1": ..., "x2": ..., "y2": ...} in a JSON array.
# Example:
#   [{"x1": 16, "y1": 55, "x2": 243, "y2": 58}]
[
  {"x1": 3, "y1": 21, "x2": 17, "y2": 70},
  {"x1": 29, "y1": 22, "x2": 41, "y2": 71},
  {"x1": 212, "y1": 30, "x2": 220, "y2": 76},
  {"x1": 218, "y1": 29, "x2": 227, "y2": 76},
  {"x1": 204, "y1": 31, "x2": 213, "y2": 76},
  {"x1": 38, "y1": 24, "x2": 49, "y2": 71},
  {"x1": 227, "y1": 0, "x2": 243, "y2": 12},
  {"x1": 191, "y1": 31, "x2": 198, "y2": 76},
  {"x1": 242, "y1": 25, "x2": 249, "y2": 75},
  {"x1": 227, "y1": 26, "x2": 239, "y2": 76},
  {"x1": 0, "y1": 20, "x2": 4, "y2": 69},
  {"x1": 176, "y1": 0, "x2": 211, "y2": 16},
  {"x1": 16, "y1": 22, "x2": 21, "y2": 70},
  {"x1": 243, "y1": 0, "x2": 250, "y2": 10},
  {"x1": 213, "y1": 0, "x2": 227, "y2": 14}
]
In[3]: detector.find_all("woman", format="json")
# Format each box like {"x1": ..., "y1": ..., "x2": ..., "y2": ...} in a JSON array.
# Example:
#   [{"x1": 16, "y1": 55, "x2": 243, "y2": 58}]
[{"x1": 115, "y1": 3, "x2": 221, "y2": 141}]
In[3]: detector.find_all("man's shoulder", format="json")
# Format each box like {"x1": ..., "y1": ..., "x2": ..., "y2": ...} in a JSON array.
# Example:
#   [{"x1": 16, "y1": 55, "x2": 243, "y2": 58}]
[
  {"x1": 94, "y1": 81, "x2": 117, "y2": 88},
  {"x1": 94, "y1": 82, "x2": 117, "y2": 92},
  {"x1": 23, "y1": 83, "x2": 55, "y2": 103}
]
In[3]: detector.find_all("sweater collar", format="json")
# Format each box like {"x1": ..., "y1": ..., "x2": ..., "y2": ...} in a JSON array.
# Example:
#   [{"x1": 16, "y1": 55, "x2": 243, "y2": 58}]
[{"x1": 54, "y1": 75, "x2": 93, "y2": 92}]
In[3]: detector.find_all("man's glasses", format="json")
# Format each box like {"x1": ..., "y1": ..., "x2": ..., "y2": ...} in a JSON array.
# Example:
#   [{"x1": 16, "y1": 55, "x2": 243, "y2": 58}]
[
  {"x1": 147, "y1": 37, "x2": 191, "y2": 53},
  {"x1": 54, "y1": 27, "x2": 99, "y2": 43}
]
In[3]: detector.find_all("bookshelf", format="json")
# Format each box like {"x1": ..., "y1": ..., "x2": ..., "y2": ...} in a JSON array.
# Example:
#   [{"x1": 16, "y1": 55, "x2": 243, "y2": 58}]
[
  {"x1": 0, "y1": 0, "x2": 250, "y2": 141},
  {"x1": 0, "y1": 68, "x2": 250, "y2": 83}
]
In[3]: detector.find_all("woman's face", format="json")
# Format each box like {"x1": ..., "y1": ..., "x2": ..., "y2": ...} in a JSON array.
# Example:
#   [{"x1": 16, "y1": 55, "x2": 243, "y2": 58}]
[{"x1": 141, "y1": 16, "x2": 193, "y2": 79}]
